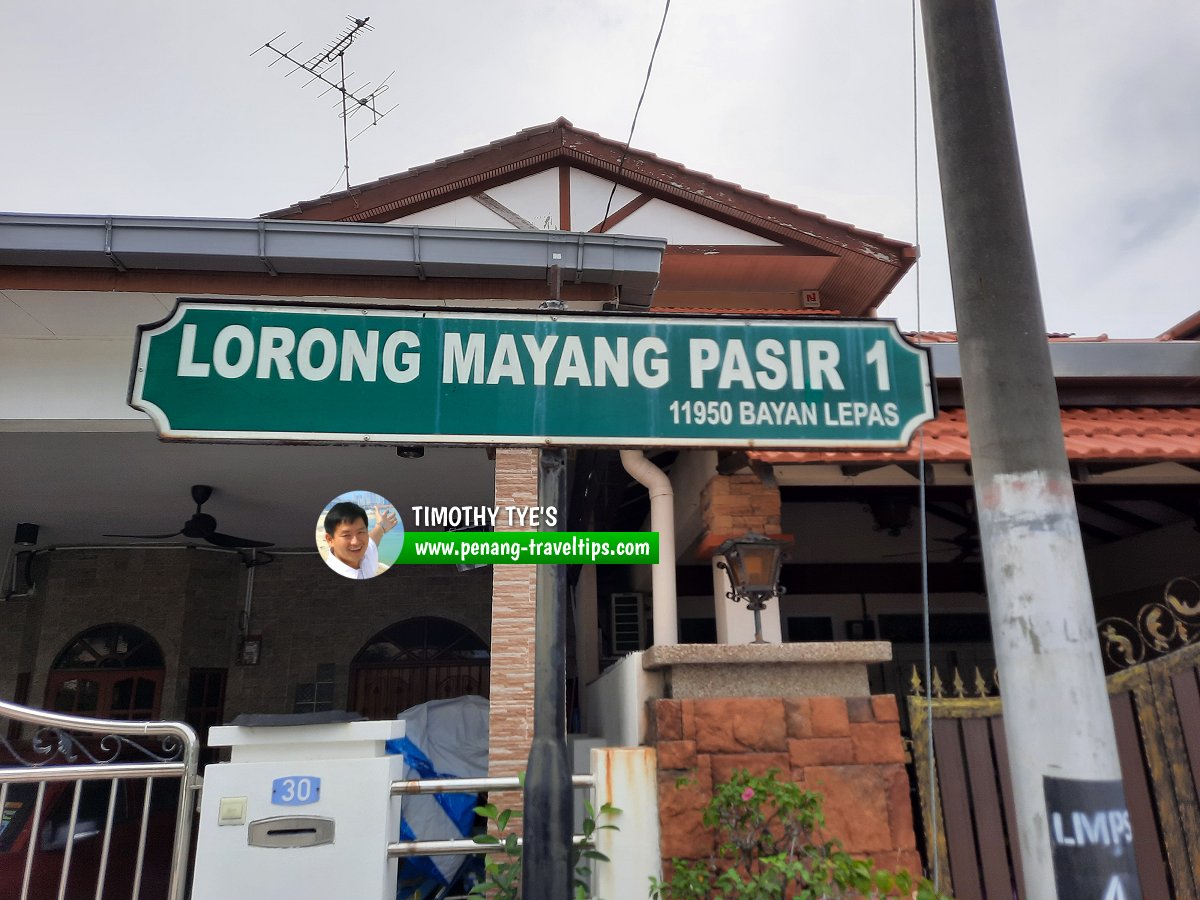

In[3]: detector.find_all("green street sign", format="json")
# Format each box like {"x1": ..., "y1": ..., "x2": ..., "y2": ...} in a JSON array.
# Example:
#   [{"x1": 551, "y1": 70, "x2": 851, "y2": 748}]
[{"x1": 130, "y1": 300, "x2": 935, "y2": 448}]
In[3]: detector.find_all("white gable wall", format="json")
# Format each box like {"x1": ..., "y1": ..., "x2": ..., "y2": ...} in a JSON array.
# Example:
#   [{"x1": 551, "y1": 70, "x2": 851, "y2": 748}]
[
  {"x1": 380, "y1": 167, "x2": 781, "y2": 246},
  {"x1": 484, "y1": 169, "x2": 560, "y2": 230},
  {"x1": 387, "y1": 196, "x2": 516, "y2": 229},
  {"x1": 569, "y1": 169, "x2": 639, "y2": 232},
  {"x1": 616, "y1": 199, "x2": 780, "y2": 246}
]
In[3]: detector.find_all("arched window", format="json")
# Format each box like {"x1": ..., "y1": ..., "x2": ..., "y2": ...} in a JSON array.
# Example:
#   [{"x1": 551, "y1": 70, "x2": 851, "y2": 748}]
[
  {"x1": 349, "y1": 617, "x2": 489, "y2": 719},
  {"x1": 46, "y1": 623, "x2": 165, "y2": 720}
]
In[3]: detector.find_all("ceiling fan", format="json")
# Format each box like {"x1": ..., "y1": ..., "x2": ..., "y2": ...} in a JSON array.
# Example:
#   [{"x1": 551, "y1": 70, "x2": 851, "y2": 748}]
[
  {"x1": 884, "y1": 531, "x2": 981, "y2": 564},
  {"x1": 105, "y1": 485, "x2": 274, "y2": 548}
]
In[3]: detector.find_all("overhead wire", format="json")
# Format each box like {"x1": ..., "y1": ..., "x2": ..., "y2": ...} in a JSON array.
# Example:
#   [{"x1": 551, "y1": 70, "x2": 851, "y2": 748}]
[
  {"x1": 912, "y1": 0, "x2": 940, "y2": 890},
  {"x1": 601, "y1": 0, "x2": 672, "y2": 230}
]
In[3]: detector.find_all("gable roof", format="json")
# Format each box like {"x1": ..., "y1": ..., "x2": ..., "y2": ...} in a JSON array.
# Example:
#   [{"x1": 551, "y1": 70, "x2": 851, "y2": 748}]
[{"x1": 265, "y1": 118, "x2": 915, "y2": 315}]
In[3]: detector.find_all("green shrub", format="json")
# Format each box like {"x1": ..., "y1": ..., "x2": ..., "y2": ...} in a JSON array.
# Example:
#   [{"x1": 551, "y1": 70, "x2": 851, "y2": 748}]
[
  {"x1": 470, "y1": 797, "x2": 620, "y2": 900},
  {"x1": 648, "y1": 769, "x2": 951, "y2": 900}
]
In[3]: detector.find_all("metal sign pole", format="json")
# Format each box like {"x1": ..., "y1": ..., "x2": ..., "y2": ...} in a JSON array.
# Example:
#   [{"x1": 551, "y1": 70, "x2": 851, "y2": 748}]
[
  {"x1": 522, "y1": 448, "x2": 573, "y2": 898},
  {"x1": 920, "y1": 1, "x2": 1140, "y2": 896}
]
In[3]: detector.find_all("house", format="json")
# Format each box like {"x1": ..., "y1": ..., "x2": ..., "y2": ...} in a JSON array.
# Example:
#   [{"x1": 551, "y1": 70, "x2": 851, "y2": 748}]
[{"x1": 1, "y1": 118, "x2": 1198, "y2": 792}]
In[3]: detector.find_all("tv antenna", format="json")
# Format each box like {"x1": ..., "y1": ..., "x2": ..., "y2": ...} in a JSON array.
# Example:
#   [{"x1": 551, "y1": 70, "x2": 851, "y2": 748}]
[{"x1": 253, "y1": 15, "x2": 398, "y2": 192}]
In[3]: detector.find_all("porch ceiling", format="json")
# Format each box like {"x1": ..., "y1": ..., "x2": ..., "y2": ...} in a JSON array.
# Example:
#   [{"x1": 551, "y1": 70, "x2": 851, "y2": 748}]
[{"x1": 0, "y1": 431, "x2": 495, "y2": 549}]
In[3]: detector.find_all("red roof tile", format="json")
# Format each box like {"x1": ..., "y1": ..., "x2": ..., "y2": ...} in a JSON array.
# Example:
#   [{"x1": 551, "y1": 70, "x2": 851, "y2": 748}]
[{"x1": 750, "y1": 407, "x2": 1200, "y2": 465}]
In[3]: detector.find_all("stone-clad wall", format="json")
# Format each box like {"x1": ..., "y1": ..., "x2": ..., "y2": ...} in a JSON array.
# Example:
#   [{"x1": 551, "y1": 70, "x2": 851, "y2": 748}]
[
  {"x1": 223, "y1": 553, "x2": 490, "y2": 720},
  {"x1": 652, "y1": 694, "x2": 921, "y2": 876},
  {"x1": 5, "y1": 548, "x2": 491, "y2": 723}
]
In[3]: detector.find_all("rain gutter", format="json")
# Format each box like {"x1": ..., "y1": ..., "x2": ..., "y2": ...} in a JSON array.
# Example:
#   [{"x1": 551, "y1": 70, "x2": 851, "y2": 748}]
[{"x1": 0, "y1": 213, "x2": 666, "y2": 307}]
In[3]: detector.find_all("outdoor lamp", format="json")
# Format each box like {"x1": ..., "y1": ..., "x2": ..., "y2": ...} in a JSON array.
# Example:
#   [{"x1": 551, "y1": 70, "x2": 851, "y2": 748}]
[{"x1": 716, "y1": 533, "x2": 787, "y2": 644}]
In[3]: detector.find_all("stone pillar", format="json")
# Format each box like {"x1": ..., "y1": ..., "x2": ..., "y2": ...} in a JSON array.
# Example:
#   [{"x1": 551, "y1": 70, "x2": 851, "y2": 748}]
[
  {"x1": 652, "y1": 695, "x2": 920, "y2": 876},
  {"x1": 489, "y1": 449, "x2": 538, "y2": 776},
  {"x1": 643, "y1": 645, "x2": 920, "y2": 879}
]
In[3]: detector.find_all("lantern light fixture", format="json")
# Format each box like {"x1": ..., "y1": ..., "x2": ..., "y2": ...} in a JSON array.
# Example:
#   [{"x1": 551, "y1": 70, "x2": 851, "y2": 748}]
[{"x1": 716, "y1": 532, "x2": 787, "y2": 644}]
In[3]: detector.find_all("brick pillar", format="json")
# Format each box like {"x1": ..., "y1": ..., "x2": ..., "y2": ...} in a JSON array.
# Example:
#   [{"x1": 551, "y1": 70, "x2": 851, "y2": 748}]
[
  {"x1": 699, "y1": 474, "x2": 786, "y2": 642},
  {"x1": 488, "y1": 449, "x2": 538, "y2": 777},
  {"x1": 652, "y1": 694, "x2": 921, "y2": 877},
  {"x1": 698, "y1": 474, "x2": 782, "y2": 544}
]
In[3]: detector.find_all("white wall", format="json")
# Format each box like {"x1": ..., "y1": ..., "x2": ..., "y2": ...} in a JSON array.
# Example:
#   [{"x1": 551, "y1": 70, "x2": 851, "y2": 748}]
[
  {"x1": 617, "y1": 199, "x2": 781, "y2": 245},
  {"x1": 569, "y1": 169, "x2": 640, "y2": 232},
  {"x1": 584, "y1": 651, "x2": 663, "y2": 747}
]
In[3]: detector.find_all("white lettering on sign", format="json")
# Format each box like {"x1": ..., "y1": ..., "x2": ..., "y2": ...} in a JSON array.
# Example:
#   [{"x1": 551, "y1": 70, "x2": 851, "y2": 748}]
[
  {"x1": 1051, "y1": 809, "x2": 1133, "y2": 847},
  {"x1": 297, "y1": 328, "x2": 337, "y2": 381},
  {"x1": 444, "y1": 332, "x2": 485, "y2": 383},
  {"x1": 521, "y1": 335, "x2": 559, "y2": 385},
  {"x1": 594, "y1": 338, "x2": 629, "y2": 387},
  {"x1": 171, "y1": 323, "x2": 908, "y2": 411},
  {"x1": 381, "y1": 331, "x2": 420, "y2": 383},
  {"x1": 257, "y1": 326, "x2": 296, "y2": 380},
  {"x1": 807, "y1": 341, "x2": 844, "y2": 390},
  {"x1": 440, "y1": 332, "x2": 670, "y2": 389},
  {"x1": 486, "y1": 334, "x2": 524, "y2": 385},
  {"x1": 340, "y1": 330, "x2": 378, "y2": 382},
  {"x1": 181, "y1": 326, "x2": 420, "y2": 384},
  {"x1": 736, "y1": 401, "x2": 819, "y2": 427},
  {"x1": 212, "y1": 325, "x2": 254, "y2": 378},
  {"x1": 177, "y1": 324, "x2": 210, "y2": 377},
  {"x1": 686, "y1": 338, "x2": 859, "y2": 392},
  {"x1": 822, "y1": 402, "x2": 900, "y2": 427},
  {"x1": 633, "y1": 337, "x2": 669, "y2": 388}
]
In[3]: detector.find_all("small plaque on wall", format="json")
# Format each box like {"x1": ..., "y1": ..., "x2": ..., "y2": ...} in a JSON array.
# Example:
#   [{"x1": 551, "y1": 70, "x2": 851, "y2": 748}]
[{"x1": 237, "y1": 635, "x2": 262, "y2": 666}]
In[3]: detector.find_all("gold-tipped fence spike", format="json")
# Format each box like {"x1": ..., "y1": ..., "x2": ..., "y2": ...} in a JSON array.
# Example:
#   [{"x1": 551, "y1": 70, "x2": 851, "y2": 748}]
[
  {"x1": 909, "y1": 666, "x2": 923, "y2": 696},
  {"x1": 952, "y1": 667, "x2": 967, "y2": 698},
  {"x1": 992, "y1": 668, "x2": 1001, "y2": 695},
  {"x1": 974, "y1": 667, "x2": 989, "y2": 698},
  {"x1": 931, "y1": 667, "x2": 945, "y2": 698}
]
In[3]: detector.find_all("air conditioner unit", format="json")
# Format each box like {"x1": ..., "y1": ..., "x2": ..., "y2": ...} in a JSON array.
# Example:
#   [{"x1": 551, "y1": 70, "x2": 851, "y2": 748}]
[{"x1": 611, "y1": 592, "x2": 647, "y2": 654}]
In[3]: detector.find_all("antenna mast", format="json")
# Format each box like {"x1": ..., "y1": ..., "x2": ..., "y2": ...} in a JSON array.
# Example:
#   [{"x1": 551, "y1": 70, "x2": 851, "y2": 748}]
[{"x1": 253, "y1": 15, "x2": 397, "y2": 191}]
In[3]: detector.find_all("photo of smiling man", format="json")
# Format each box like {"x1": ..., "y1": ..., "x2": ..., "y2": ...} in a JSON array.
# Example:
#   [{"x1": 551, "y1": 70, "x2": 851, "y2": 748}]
[{"x1": 317, "y1": 491, "x2": 402, "y2": 580}]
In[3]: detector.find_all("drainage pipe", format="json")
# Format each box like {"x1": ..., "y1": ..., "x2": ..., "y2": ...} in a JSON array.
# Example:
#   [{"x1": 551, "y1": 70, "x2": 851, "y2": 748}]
[{"x1": 619, "y1": 450, "x2": 678, "y2": 646}]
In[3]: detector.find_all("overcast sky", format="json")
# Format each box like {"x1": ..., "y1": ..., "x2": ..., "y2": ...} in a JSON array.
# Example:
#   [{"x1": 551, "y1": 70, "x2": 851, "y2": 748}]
[{"x1": 3, "y1": 2, "x2": 1197, "y2": 338}]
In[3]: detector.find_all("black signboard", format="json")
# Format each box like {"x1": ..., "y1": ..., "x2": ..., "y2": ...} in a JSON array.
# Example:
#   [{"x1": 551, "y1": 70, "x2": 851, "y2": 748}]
[{"x1": 1044, "y1": 776, "x2": 1141, "y2": 899}]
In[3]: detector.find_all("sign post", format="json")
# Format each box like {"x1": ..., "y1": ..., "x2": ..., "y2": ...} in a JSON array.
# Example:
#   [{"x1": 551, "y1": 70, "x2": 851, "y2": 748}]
[{"x1": 522, "y1": 448, "x2": 574, "y2": 899}]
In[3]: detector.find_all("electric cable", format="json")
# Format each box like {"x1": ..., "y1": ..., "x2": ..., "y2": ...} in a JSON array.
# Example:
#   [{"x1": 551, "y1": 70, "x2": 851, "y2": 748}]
[
  {"x1": 601, "y1": 0, "x2": 672, "y2": 230},
  {"x1": 912, "y1": 0, "x2": 940, "y2": 889}
]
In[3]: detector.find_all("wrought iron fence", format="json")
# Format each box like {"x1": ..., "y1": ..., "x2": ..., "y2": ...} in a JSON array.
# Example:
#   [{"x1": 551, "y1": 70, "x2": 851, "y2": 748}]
[{"x1": 0, "y1": 699, "x2": 199, "y2": 900}]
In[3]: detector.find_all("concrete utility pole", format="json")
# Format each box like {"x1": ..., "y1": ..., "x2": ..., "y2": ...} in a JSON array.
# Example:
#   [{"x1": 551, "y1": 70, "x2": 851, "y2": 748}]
[{"x1": 920, "y1": 2, "x2": 1140, "y2": 898}]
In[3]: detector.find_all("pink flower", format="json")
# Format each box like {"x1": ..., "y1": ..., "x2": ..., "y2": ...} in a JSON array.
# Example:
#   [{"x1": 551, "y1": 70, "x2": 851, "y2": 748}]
[{"x1": 741, "y1": 787, "x2": 755, "y2": 802}]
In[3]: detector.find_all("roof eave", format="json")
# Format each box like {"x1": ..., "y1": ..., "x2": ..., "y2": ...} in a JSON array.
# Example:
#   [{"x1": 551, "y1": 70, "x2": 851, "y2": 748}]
[{"x1": 0, "y1": 213, "x2": 666, "y2": 303}]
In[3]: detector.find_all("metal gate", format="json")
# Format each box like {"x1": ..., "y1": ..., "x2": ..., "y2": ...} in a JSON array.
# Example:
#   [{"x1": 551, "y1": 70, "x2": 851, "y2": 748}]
[
  {"x1": 0, "y1": 698, "x2": 199, "y2": 900},
  {"x1": 908, "y1": 639, "x2": 1200, "y2": 898}
]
